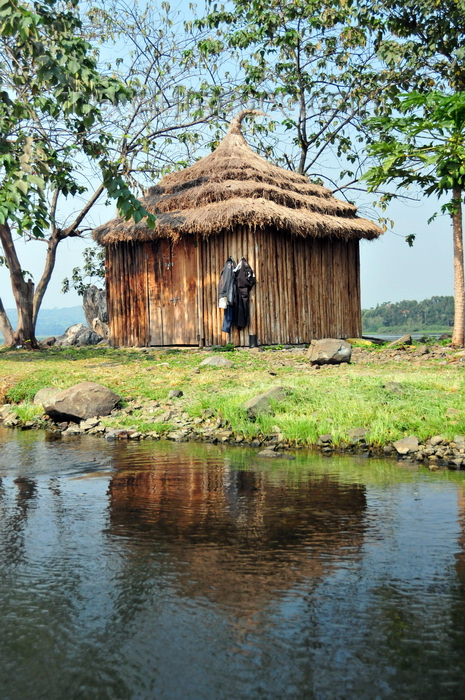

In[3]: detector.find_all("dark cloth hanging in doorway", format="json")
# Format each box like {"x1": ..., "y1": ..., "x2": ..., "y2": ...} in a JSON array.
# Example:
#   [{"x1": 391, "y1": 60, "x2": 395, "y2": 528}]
[
  {"x1": 218, "y1": 257, "x2": 255, "y2": 333},
  {"x1": 234, "y1": 258, "x2": 256, "y2": 330}
]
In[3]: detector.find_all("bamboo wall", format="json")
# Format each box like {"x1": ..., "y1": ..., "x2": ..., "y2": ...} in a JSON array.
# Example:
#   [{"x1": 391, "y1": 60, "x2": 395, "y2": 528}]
[
  {"x1": 200, "y1": 227, "x2": 361, "y2": 346},
  {"x1": 105, "y1": 228, "x2": 362, "y2": 347},
  {"x1": 106, "y1": 241, "x2": 150, "y2": 347}
]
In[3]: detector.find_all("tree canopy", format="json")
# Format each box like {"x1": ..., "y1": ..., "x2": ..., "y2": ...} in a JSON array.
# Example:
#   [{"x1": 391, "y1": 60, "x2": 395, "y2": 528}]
[{"x1": 199, "y1": 0, "x2": 403, "y2": 193}]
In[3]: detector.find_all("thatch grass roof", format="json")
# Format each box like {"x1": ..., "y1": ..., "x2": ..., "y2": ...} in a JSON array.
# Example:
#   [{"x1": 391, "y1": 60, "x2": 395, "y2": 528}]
[{"x1": 93, "y1": 111, "x2": 383, "y2": 245}]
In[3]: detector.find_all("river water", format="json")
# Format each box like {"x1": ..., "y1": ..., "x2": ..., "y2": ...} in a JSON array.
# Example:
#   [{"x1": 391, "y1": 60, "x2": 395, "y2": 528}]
[{"x1": 1, "y1": 428, "x2": 465, "y2": 700}]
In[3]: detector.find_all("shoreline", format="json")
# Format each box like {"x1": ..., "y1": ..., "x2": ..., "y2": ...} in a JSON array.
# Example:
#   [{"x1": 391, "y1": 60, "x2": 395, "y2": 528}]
[{"x1": 1, "y1": 341, "x2": 465, "y2": 471}]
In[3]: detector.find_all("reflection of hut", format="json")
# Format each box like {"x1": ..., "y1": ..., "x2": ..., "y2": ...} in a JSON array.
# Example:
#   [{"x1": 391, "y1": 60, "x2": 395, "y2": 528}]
[
  {"x1": 108, "y1": 454, "x2": 366, "y2": 610},
  {"x1": 94, "y1": 111, "x2": 382, "y2": 348}
]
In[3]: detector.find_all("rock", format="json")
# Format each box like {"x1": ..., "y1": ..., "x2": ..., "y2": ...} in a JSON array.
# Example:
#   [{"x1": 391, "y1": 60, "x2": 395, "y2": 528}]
[
  {"x1": 307, "y1": 338, "x2": 352, "y2": 365},
  {"x1": 393, "y1": 435, "x2": 419, "y2": 455},
  {"x1": 257, "y1": 449, "x2": 295, "y2": 460},
  {"x1": 82, "y1": 286, "x2": 109, "y2": 338},
  {"x1": 199, "y1": 355, "x2": 234, "y2": 368},
  {"x1": 167, "y1": 430, "x2": 190, "y2": 441},
  {"x1": 92, "y1": 318, "x2": 109, "y2": 339},
  {"x1": 386, "y1": 334, "x2": 412, "y2": 348},
  {"x1": 318, "y1": 433, "x2": 333, "y2": 444},
  {"x1": 430, "y1": 435, "x2": 444, "y2": 446},
  {"x1": 107, "y1": 429, "x2": 138, "y2": 440},
  {"x1": 61, "y1": 423, "x2": 81, "y2": 436},
  {"x1": 80, "y1": 417, "x2": 101, "y2": 431},
  {"x1": 3, "y1": 415, "x2": 20, "y2": 427},
  {"x1": 54, "y1": 323, "x2": 103, "y2": 347},
  {"x1": 44, "y1": 381, "x2": 121, "y2": 422},
  {"x1": 21, "y1": 421, "x2": 35, "y2": 430},
  {"x1": 216, "y1": 430, "x2": 233, "y2": 442},
  {"x1": 168, "y1": 389, "x2": 183, "y2": 398},
  {"x1": 242, "y1": 386, "x2": 287, "y2": 419},
  {"x1": 158, "y1": 410, "x2": 174, "y2": 422},
  {"x1": 347, "y1": 427, "x2": 368, "y2": 443},
  {"x1": 0, "y1": 404, "x2": 15, "y2": 419},
  {"x1": 38, "y1": 336, "x2": 56, "y2": 348},
  {"x1": 33, "y1": 387, "x2": 62, "y2": 407}
]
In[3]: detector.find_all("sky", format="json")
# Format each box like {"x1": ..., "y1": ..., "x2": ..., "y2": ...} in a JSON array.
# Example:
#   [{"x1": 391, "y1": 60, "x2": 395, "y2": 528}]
[{"x1": 0, "y1": 190, "x2": 454, "y2": 312}]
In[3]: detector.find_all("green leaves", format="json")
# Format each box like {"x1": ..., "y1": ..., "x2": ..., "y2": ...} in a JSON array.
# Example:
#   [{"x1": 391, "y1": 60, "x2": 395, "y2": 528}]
[
  {"x1": 364, "y1": 91, "x2": 465, "y2": 197},
  {"x1": 102, "y1": 167, "x2": 155, "y2": 228},
  {"x1": 200, "y1": 0, "x2": 395, "y2": 183},
  {"x1": 0, "y1": 0, "x2": 135, "y2": 239}
]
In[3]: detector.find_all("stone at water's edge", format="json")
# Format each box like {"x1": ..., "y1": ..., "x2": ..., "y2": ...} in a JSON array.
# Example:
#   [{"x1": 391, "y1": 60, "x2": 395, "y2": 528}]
[
  {"x1": 33, "y1": 387, "x2": 62, "y2": 406},
  {"x1": 242, "y1": 386, "x2": 287, "y2": 419},
  {"x1": 307, "y1": 338, "x2": 352, "y2": 365},
  {"x1": 43, "y1": 381, "x2": 121, "y2": 422},
  {"x1": 393, "y1": 435, "x2": 419, "y2": 455}
]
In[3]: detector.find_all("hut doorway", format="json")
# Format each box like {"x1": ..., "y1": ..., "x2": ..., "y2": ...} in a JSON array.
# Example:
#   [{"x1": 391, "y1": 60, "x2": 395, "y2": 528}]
[{"x1": 147, "y1": 238, "x2": 198, "y2": 345}]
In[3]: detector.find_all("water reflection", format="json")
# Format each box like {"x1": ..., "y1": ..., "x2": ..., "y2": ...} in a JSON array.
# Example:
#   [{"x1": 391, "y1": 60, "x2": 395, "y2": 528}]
[
  {"x1": 2, "y1": 430, "x2": 465, "y2": 699},
  {"x1": 108, "y1": 455, "x2": 367, "y2": 610}
]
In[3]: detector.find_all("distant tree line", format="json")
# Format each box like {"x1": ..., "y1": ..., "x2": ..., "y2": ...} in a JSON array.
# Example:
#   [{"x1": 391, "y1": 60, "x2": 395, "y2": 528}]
[{"x1": 362, "y1": 296, "x2": 454, "y2": 333}]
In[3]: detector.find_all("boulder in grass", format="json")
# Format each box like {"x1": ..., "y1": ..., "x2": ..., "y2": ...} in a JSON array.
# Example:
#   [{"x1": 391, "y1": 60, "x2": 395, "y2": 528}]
[
  {"x1": 43, "y1": 381, "x2": 121, "y2": 422},
  {"x1": 199, "y1": 355, "x2": 234, "y2": 368},
  {"x1": 307, "y1": 338, "x2": 352, "y2": 365},
  {"x1": 54, "y1": 323, "x2": 102, "y2": 347},
  {"x1": 242, "y1": 386, "x2": 287, "y2": 419}
]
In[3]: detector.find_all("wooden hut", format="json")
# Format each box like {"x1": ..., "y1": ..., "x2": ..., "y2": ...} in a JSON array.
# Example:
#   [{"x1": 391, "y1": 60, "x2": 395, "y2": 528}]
[{"x1": 93, "y1": 111, "x2": 383, "y2": 347}]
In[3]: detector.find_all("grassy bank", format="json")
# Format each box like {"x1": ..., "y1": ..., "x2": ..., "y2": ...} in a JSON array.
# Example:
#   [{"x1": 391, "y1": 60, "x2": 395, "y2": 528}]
[{"x1": 1, "y1": 342, "x2": 465, "y2": 448}]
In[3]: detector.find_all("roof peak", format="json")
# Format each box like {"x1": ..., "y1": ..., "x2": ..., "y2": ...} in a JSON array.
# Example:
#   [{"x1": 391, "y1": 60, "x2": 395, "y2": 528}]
[{"x1": 227, "y1": 109, "x2": 266, "y2": 136}]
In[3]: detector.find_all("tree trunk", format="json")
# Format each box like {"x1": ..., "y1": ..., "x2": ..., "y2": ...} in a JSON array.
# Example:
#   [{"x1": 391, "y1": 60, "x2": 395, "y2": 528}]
[
  {"x1": 0, "y1": 222, "x2": 39, "y2": 349},
  {"x1": 13, "y1": 278, "x2": 37, "y2": 348},
  {"x1": 0, "y1": 297, "x2": 14, "y2": 345},
  {"x1": 452, "y1": 187, "x2": 465, "y2": 347}
]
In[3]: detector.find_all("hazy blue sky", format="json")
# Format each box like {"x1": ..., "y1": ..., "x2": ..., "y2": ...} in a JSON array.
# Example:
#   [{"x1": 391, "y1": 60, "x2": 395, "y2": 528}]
[{"x1": 0, "y1": 187, "x2": 453, "y2": 311}]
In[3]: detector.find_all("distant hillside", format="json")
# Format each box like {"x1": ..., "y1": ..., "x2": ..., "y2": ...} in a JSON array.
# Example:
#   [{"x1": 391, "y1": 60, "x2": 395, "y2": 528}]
[{"x1": 0, "y1": 306, "x2": 86, "y2": 342}]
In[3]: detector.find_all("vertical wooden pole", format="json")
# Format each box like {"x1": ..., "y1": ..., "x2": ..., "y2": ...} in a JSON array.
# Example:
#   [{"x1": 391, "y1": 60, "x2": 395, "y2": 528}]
[
  {"x1": 247, "y1": 225, "x2": 257, "y2": 346},
  {"x1": 196, "y1": 236, "x2": 204, "y2": 346}
]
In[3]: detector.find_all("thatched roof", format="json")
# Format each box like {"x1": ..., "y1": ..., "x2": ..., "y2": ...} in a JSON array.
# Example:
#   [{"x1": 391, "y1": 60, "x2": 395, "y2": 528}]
[{"x1": 93, "y1": 110, "x2": 383, "y2": 245}]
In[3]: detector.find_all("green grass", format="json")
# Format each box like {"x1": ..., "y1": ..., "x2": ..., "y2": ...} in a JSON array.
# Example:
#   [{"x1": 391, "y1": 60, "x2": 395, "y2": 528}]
[{"x1": 1, "y1": 343, "x2": 465, "y2": 447}]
